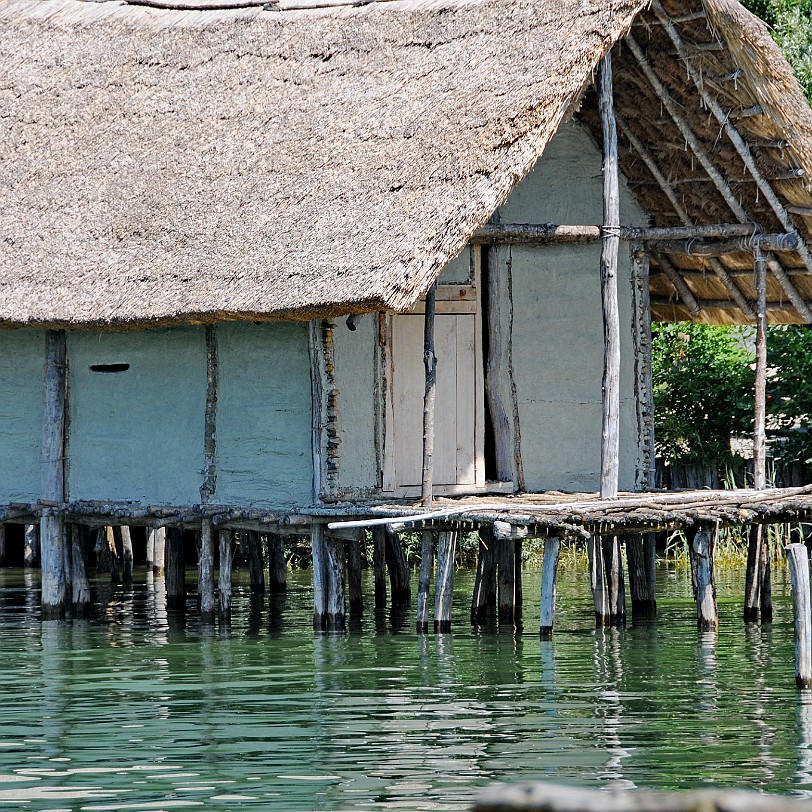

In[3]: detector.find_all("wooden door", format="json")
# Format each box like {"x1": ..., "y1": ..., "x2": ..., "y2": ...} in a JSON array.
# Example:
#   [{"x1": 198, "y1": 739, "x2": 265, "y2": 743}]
[{"x1": 383, "y1": 285, "x2": 484, "y2": 496}]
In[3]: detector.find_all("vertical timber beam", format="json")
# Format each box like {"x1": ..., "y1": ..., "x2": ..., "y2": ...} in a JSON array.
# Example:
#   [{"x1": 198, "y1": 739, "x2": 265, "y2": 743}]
[
  {"x1": 416, "y1": 529, "x2": 434, "y2": 634},
  {"x1": 41, "y1": 329, "x2": 68, "y2": 618},
  {"x1": 598, "y1": 52, "x2": 621, "y2": 499},
  {"x1": 422, "y1": 282, "x2": 438, "y2": 509},
  {"x1": 539, "y1": 536, "x2": 561, "y2": 638},
  {"x1": 753, "y1": 249, "x2": 768, "y2": 491},
  {"x1": 199, "y1": 519, "x2": 215, "y2": 620},
  {"x1": 627, "y1": 533, "x2": 657, "y2": 621},
  {"x1": 24, "y1": 524, "x2": 39, "y2": 568},
  {"x1": 153, "y1": 527, "x2": 166, "y2": 575},
  {"x1": 434, "y1": 530, "x2": 457, "y2": 633},
  {"x1": 689, "y1": 523, "x2": 718, "y2": 632},
  {"x1": 588, "y1": 535, "x2": 610, "y2": 627},
  {"x1": 120, "y1": 526, "x2": 134, "y2": 585},
  {"x1": 788, "y1": 543, "x2": 812, "y2": 688},
  {"x1": 268, "y1": 533, "x2": 287, "y2": 593},
  {"x1": 218, "y1": 529, "x2": 232, "y2": 620},
  {"x1": 471, "y1": 524, "x2": 497, "y2": 624},
  {"x1": 372, "y1": 525, "x2": 387, "y2": 608},
  {"x1": 324, "y1": 534, "x2": 346, "y2": 631},
  {"x1": 311, "y1": 523, "x2": 328, "y2": 630},
  {"x1": 346, "y1": 530, "x2": 363, "y2": 618},
  {"x1": 200, "y1": 324, "x2": 218, "y2": 504},
  {"x1": 603, "y1": 535, "x2": 627, "y2": 627},
  {"x1": 165, "y1": 527, "x2": 186, "y2": 611},
  {"x1": 308, "y1": 321, "x2": 325, "y2": 504},
  {"x1": 633, "y1": 250, "x2": 656, "y2": 490}
]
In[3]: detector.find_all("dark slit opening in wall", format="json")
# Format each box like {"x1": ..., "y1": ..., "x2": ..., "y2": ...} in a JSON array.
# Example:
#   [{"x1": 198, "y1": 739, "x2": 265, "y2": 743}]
[
  {"x1": 481, "y1": 246, "x2": 497, "y2": 482},
  {"x1": 89, "y1": 363, "x2": 130, "y2": 373}
]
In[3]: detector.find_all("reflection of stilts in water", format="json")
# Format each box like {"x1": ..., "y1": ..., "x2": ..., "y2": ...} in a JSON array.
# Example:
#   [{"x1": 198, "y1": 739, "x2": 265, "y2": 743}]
[
  {"x1": 697, "y1": 630, "x2": 719, "y2": 747},
  {"x1": 40, "y1": 621, "x2": 70, "y2": 759},
  {"x1": 594, "y1": 629, "x2": 634, "y2": 789},
  {"x1": 744, "y1": 623, "x2": 778, "y2": 782},
  {"x1": 796, "y1": 693, "x2": 812, "y2": 797},
  {"x1": 24, "y1": 567, "x2": 38, "y2": 618},
  {"x1": 145, "y1": 570, "x2": 169, "y2": 645}
]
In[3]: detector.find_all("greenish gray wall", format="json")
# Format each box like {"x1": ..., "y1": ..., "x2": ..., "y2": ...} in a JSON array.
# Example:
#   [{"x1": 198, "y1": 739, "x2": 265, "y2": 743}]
[
  {"x1": 67, "y1": 328, "x2": 207, "y2": 504},
  {"x1": 0, "y1": 330, "x2": 44, "y2": 502},
  {"x1": 330, "y1": 315, "x2": 379, "y2": 494},
  {"x1": 214, "y1": 322, "x2": 312, "y2": 508},
  {"x1": 496, "y1": 120, "x2": 647, "y2": 492}
]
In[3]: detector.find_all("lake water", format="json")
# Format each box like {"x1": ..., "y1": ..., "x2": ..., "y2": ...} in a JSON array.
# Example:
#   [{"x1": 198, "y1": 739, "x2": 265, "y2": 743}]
[{"x1": 0, "y1": 561, "x2": 810, "y2": 811}]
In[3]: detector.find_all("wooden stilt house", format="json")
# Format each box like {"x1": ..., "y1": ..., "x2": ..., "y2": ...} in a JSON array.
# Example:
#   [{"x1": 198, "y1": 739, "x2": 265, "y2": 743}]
[{"x1": 4, "y1": 0, "x2": 812, "y2": 627}]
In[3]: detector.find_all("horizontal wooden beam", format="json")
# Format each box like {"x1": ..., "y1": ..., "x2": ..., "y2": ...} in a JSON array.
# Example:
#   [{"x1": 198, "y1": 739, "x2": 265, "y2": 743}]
[
  {"x1": 651, "y1": 232, "x2": 799, "y2": 257},
  {"x1": 471, "y1": 223, "x2": 763, "y2": 245},
  {"x1": 651, "y1": 295, "x2": 805, "y2": 313}
]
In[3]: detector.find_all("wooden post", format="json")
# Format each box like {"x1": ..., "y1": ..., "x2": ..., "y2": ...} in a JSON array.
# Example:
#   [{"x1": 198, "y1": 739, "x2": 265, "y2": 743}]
[
  {"x1": 346, "y1": 530, "x2": 363, "y2": 617},
  {"x1": 787, "y1": 543, "x2": 812, "y2": 688},
  {"x1": 416, "y1": 529, "x2": 434, "y2": 633},
  {"x1": 602, "y1": 535, "x2": 627, "y2": 627},
  {"x1": 200, "y1": 324, "x2": 218, "y2": 504},
  {"x1": 760, "y1": 526, "x2": 773, "y2": 623},
  {"x1": 246, "y1": 531, "x2": 265, "y2": 594},
  {"x1": 539, "y1": 536, "x2": 561, "y2": 638},
  {"x1": 146, "y1": 528, "x2": 156, "y2": 570},
  {"x1": 218, "y1": 529, "x2": 232, "y2": 620},
  {"x1": 41, "y1": 329, "x2": 68, "y2": 618},
  {"x1": 627, "y1": 533, "x2": 657, "y2": 621},
  {"x1": 153, "y1": 527, "x2": 166, "y2": 575},
  {"x1": 754, "y1": 249, "x2": 768, "y2": 491},
  {"x1": 267, "y1": 533, "x2": 287, "y2": 593},
  {"x1": 373, "y1": 526, "x2": 387, "y2": 609},
  {"x1": 434, "y1": 530, "x2": 457, "y2": 633},
  {"x1": 587, "y1": 535, "x2": 610, "y2": 626},
  {"x1": 71, "y1": 524, "x2": 91, "y2": 614},
  {"x1": 598, "y1": 53, "x2": 621, "y2": 499},
  {"x1": 107, "y1": 526, "x2": 121, "y2": 584},
  {"x1": 165, "y1": 527, "x2": 185, "y2": 610},
  {"x1": 24, "y1": 524, "x2": 39, "y2": 568},
  {"x1": 689, "y1": 524, "x2": 718, "y2": 631},
  {"x1": 384, "y1": 528, "x2": 411, "y2": 603},
  {"x1": 120, "y1": 526, "x2": 134, "y2": 585},
  {"x1": 471, "y1": 524, "x2": 497, "y2": 624},
  {"x1": 324, "y1": 535, "x2": 345, "y2": 631},
  {"x1": 745, "y1": 524, "x2": 763, "y2": 622},
  {"x1": 311, "y1": 523, "x2": 327, "y2": 630},
  {"x1": 498, "y1": 537, "x2": 521, "y2": 625},
  {"x1": 198, "y1": 520, "x2": 215, "y2": 620},
  {"x1": 421, "y1": 282, "x2": 438, "y2": 509}
]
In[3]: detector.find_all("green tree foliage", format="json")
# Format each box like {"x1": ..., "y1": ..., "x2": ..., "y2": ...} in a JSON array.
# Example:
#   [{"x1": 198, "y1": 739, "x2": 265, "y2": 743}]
[
  {"x1": 651, "y1": 323, "x2": 754, "y2": 465},
  {"x1": 743, "y1": 0, "x2": 812, "y2": 101}
]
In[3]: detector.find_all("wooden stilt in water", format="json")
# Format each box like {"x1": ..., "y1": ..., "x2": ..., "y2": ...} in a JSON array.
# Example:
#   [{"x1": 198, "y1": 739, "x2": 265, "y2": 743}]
[
  {"x1": 497, "y1": 537, "x2": 521, "y2": 626},
  {"x1": 346, "y1": 529, "x2": 363, "y2": 618},
  {"x1": 434, "y1": 530, "x2": 457, "y2": 633},
  {"x1": 267, "y1": 533, "x2": 287, "y2": 593},
  {"x1": 71, "y1": 524, "x2": 91, "y2": 614},
  {"x1": 602, "y1": 535, "x2": 626, "y2": 627},
  {"x1": 153, "y1": 527, "x2": 166, "y2": 575},
  {"x1": 198, "y1": 520, "x2": 215, "y2": 621},
  {"x1": 416, "y1": 529, "x2": 434, "y2": 633},
  {"x1": 689, "y1": 524, "x2": 717, "y2": 631},
  {"x1": 539, "y1": 536, "x2": 561, "y2": 638},
  {"x1": 471, "y1": 524, "x2": 497, "y2": 624},
  {"x1": 373, "y1": 526, "x2": 387, "y2": 609},
  {"x1": 787, "y1": 543, "x2": 812, "y2": 688},
  {"x1": 120, "y1": 526, "x2": 134, "y2": 585},
  {"x1": 246, "y1": 531, "x2": 265, "y2": 594},
  {"x1": 24, "y1": 524, "x2": 38, "y2": 568},
  {"x1": 146, "y1": 528, "x2": 156, "y2": 570},
  {"x1": 588, "y1": 535, "x2": 610, "y2": 627},
  {"x1": 744, "y1": 524, "x2": 761, "y2": 622},
  {"x1": 421, "y1": 282, "x2": 438, "y2": 510},
  {"x1": 760, "y1": 526, "x2": 773, "y2": 623},
  {"x1": 627, "y1": 533, "x2": 657, "y2": 621},
  {"x1": 95, "y1": 527, "x2": 109, "y2": 575},
  {"x1": 41, "y1": 329, "x2": 68, "y2": 618},
  {"x1": 324, "y1": 535, "x2": 345, "y2": 631},
  {"x1": 165, "y1": 527, "x2": 185, "y2": 610},
  {"x1": 385, "y1": 528, "x2": 411, "y2": 603},
  {"x1": 311, "y1": 523, "x2": 327, "y2": 630},
  {"x1": 107, "y1": 527, "x2": 121, "y2": 584},
  {"x1": 218, "y1": 529, "x2": 232, "y2": 620}
]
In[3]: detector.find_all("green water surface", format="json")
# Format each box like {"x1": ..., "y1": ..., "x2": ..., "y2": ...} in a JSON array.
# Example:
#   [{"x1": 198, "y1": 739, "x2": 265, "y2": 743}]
[{"x1": 0, "y1": 563, "x2": 809, "y2": 810}]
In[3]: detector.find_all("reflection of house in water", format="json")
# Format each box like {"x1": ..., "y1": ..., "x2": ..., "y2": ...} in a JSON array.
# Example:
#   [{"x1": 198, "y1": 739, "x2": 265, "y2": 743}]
[{"x1": 4, "y1": 0, "x2": 812, "y2": 642}]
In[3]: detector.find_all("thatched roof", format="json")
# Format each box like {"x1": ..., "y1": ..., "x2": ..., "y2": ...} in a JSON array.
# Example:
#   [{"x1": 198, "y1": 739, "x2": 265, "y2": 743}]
[
  {"x1": 3, "y1": 0, "x2": 812, "y2": 327},
  {"x1": 0, "y1": 0, "x2": 645, "y2": 328}
]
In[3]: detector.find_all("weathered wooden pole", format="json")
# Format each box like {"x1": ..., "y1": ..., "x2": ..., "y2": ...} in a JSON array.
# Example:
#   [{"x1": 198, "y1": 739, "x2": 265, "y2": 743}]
[
  {"x1": 754, "y1": 248, "x2": 768, "y2": 491},
  {"x1": 71, "y1": 524, "x2": 91, "y2": 614},
  {"x1": 311, "y1": 523, "x2": 328, "y2": 630},
  {"x1": 587, "y1": 535, "x2": 610, "y2": 626},
  {"x1": 744, "y1": 524, "x2": 762, "y2": 622},
  {"x1": 107, "y1": 526, "x2": 121, "y2": 584},
  {"x1": 267, "y1": 533, "x2": 287, "y2": 593},
  {"x1": 246, "y1": 531, "x2": 265, "y2": 594},
  {"x1": 120, "y1": 526, "x2": 134, "y2": 585},
  {"x1": 416, "y1": 529, "x2": 435, "y2": 633},
  {"x1": 627, "y1": 533, "x2": 657, "y2": 621},
  {"x1": 346, "y1": 530, "x2": 363, "y2": 618},
  {"x1": 598, "y1": 52, "x2": 621, "y2": 499},
  {"x1": 760, "y1": 526, "x2": 773, "y2": 623},
  {"x1": 41, "y1": 329, "x2": 69, "y2": 618},
  {"x1": 153, "y1": 527, "x2": 166, "y2": 575},
  {"x1": 471, "y1": 524, "x2": 497, "y2": 624},
  {"x1": 145, "y1": 528, "x2": 156, "y2": 570},
  {"x1": 539, "y1": 536, "x2": 561, "y2": 638},
  {"x1": 385, "y1": 528, "x2": 411, "y2": 603},
  {"x1": 324, "y1": 534, "x2": 346, "y2": 631},
  {"x1": 602, "y1": 535, "x2": 627, "y2": 627},
  {"x1": 372, "y1": 526, "x2": 387, "y2": 609},
  {"x1": 422, "y1": 282, "x2": 438, "y2": 509},
  {"x1": 217, "y1": 529, "x2": 232, "y2": 620},
  {"x1": 24, "y1": 524, "x2": 39, "y2": 568},
  {"x1": 497, "y1": 537, "x2": 522, "y2": 626},
  {"x1": 165, "y1": 527, "x2": 185, "y2": 610},
  {"x1": 689, "y1": 524, "x2": 718, "y2": 631},
  {"x1": 198, "y1": 520, "x2": 215, "y2": 620},
  {"x1": 434, "y1": 530, "x2": 457, "y2": 633},
  {"x1": 787, "y1": 542, "x2": 812, "y2": 688}
]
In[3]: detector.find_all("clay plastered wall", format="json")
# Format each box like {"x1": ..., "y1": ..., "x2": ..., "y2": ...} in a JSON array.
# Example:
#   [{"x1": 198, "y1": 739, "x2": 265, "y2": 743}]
[
  {"x1": 497, "y1": 120, "x2": 646, "y2": 492},
  {"x1": 0, "y1": 330, "x2": 44, "y2": 502}
]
